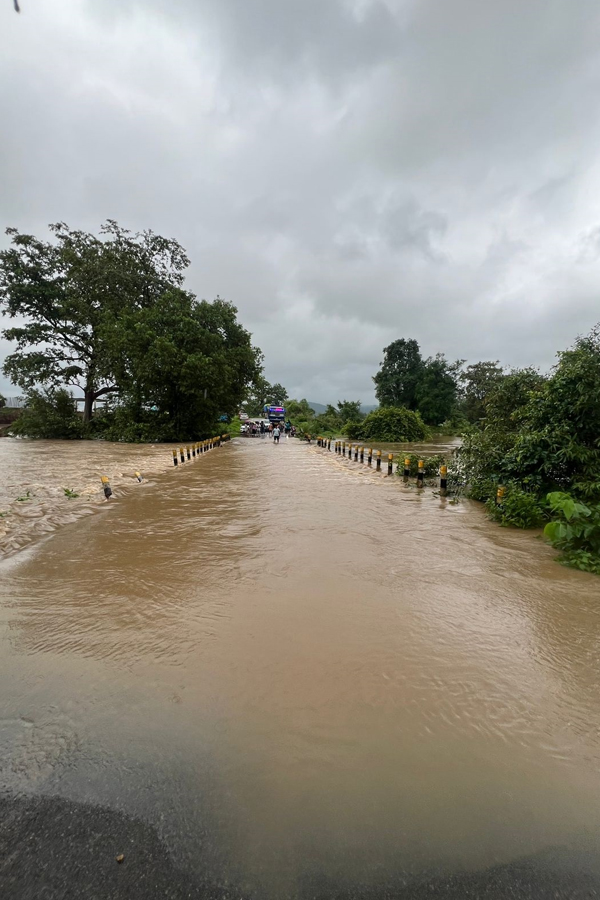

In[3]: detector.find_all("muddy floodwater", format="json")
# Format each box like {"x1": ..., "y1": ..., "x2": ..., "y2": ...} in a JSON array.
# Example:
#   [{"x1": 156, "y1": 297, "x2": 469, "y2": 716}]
[{"x1": 1, "y1": 436, "x2": 600, "y2": 898}]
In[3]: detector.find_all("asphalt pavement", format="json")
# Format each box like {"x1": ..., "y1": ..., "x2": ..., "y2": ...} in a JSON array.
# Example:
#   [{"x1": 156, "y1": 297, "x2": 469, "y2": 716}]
[{"x1": 2, "y1": 792, "x2": 599, "y2": 899}]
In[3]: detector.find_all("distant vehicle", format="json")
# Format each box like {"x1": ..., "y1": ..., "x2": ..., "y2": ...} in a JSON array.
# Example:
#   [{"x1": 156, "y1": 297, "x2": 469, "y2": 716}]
[
  {"x1": 264, "y1": 405, "x2": 286, "y2": 424},
  {"x1": 219, "y1": 414, "x2": 229, "y2": 422},
  {"x1": 239, "y1": 411, "x2": 249, "y2": 420}
]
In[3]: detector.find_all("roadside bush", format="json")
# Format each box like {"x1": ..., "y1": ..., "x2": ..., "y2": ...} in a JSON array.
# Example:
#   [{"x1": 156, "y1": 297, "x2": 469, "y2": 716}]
[
  {"x1": 11, "y1": 388, "x2": 83, "y2": 439},
  {"x1": 485, "y1": 486, "x2": 545, "y2": 529},
  {"x1": 544, "y1": 491, "x2": 600, "y2": 574},
  {"x1": 346, "y1": 407, "x2": 429, "y2": 442},
  {"x1": 227, "y1": 416, "x2": 242, "y2": 437}
]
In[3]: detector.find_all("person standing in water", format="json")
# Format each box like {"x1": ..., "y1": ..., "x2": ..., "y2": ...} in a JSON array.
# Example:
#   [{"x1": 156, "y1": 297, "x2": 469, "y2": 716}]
[{"x1": 273, "y1": 425, "x2": 281, "y2": 444}]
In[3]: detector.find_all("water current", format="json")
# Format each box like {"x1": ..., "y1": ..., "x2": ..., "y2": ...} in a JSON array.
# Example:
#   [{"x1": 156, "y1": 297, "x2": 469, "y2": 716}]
[{"x1": 0, "y1": 435, "x2": 599, "y2": 897}]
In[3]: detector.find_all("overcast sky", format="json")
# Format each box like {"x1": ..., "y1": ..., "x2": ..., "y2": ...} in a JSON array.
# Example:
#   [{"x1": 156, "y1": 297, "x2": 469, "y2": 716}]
[{"x1": 1, "y1": 0, "x2": 600, "y2": 403}]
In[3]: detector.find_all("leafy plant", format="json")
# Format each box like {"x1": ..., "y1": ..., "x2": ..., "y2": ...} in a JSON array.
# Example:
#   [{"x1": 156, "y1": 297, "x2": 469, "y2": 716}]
[
  {"x1": 486, "y1": 486, "x2": 545, "y2": 528},
  {"x1": 63, "y1": 488, "x2": 79, "y2": 499},
  {"x1": 11, "y1": 388, "x2": 83, "y2": 440},
  {"x1": 345, "y1": 407, "x2": 429, "y2": 442},
  {"x1": 15, "y1": 490, "x2": 32, "y2": 502},
  {"x1": 544, "y1": 491, "x2": 600, "y2": 573}
]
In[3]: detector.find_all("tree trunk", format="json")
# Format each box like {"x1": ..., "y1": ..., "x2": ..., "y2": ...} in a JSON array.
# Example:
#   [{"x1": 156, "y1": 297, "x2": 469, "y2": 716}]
[{"x1": 83, "y1": 390, "x2": 94, "y2": 423}]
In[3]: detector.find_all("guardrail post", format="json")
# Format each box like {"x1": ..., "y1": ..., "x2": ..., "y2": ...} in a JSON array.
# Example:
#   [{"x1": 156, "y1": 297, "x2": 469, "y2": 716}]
[
  {"x1": 417, "y1": 459, "x2": 424, "y2": 488},
  {"x1": 440, "y1": 465, "x2": 448, "y2": 497},
  {"x1": 368, "y1": 448, "x2": 372, "y2": 467},
  {"x1": 360, "y1": 446, "x2": 364, "y2": 463},
  {"x1": 180, "y1": 447, "x2": 185, "y2": 464},
  {"x1": 403, "y1": 458, "x2": 410, "y2": 482},
  {"x1": 376, "y1": 450, "x2": 381, "y2": 471},
  {"x1": 173, "y1": 449, "x2": 178, "y2": 467},
  {"x1": 387, "y1": 453, "x2": 393, "y2": 476}
]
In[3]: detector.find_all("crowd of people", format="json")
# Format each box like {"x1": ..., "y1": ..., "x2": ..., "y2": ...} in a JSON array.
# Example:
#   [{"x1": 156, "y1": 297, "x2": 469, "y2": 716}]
[{"x1": 240, "y1": 420, "x2": 295, "y2": 441}]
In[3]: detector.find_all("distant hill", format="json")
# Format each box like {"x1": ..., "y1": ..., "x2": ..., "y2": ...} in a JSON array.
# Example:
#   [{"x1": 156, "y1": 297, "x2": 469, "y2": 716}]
[{"x1": 308, "y1": 402, "x2": 378, "y2": 415}]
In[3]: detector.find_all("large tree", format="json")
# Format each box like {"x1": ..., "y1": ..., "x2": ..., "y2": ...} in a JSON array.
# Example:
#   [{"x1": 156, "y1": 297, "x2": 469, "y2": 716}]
[
  {"x1": 268, "y1": 383, "x2": 289, "y2": 406},
  {"x1": 243, "y1": 377, "x2": 288, "y2": 416},
  {"x1": 415, "y1": 354, "x2": 463, "y2": 425},
  {"x1": 286, "y1": 398, "x2": 316, "y2": 421},
  {"x1": 373, "y1": 339, "x2": 423, "y2": 409},
  {"x1": 337, "y1": 400, "x2": 363, "y2": 423},
  {"x1": 459, "y1": 360, "x2": 504, "y2": 423},
  {"x1": 0, "y1": 221, "x2": 189, "y2": 421},
  {"x1": 112, "y1": 290, "x2": 261, "y2": 439}
]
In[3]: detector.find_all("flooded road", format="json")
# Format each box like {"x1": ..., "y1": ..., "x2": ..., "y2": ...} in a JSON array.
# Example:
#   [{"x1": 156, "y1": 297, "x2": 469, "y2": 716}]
[{"x1": 1, "y1": 436, "x2": 600, "y2": 898}]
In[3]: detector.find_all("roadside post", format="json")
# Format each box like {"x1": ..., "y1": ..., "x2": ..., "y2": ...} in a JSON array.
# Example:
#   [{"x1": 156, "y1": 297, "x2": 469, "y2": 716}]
[{"x1": 440, "y1": 465, "x2": 448, "y2": 497}]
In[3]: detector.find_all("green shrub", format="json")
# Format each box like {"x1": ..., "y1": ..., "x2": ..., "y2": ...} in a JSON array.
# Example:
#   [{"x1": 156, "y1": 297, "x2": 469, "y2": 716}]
[
  {"x1": 345, "y1": 407, "x2": 429, "y2": 442},
  {"x1": 11, "y1": 388, "x2": 83, "y2": 439},
  {"x1": 485, "y1": 485, "x2": 545, "y2": 528},
  {"x1": 544, "y1": 491, "x2": 600, "y2": 573},
  {"x1": 226, "y1": 416, "x2": 242, "y2": 437}
]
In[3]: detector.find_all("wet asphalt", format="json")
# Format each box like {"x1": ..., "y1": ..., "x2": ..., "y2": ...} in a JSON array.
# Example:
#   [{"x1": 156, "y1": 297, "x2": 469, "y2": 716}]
[{"x1": 2, "y1": 792, "x2": 599, "y2": 899}]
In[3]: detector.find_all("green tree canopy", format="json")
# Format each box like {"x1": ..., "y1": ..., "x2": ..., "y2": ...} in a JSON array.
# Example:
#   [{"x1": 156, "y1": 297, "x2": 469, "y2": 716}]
[
  {"x1": 286, "y1": 398, "x2": 316, "y2": 420},
  {"x1": 346, "y1": 407, "x2": 429, "y2": 442},
  {"x1": 0, "y1": 221, "x2": 190, "y2": 421},
  {"x1": 373, "y1": 339, "x2": 423, "y2": 410},
  {"x1": 108, "y1": 290, "x2": 260, "y2": 440},
  {"x1": 459, "y1": 360, "x2": 504, "y2": 423},
  {"x1": 268, "y1": 383, "x2": 289, "y2": 406},
  {"x1": 414, "y1": 354, "x2": 463, "y2": 425},
  {"x1": 337, "y1": 400, "x2": 363, "y2": 423},
  {"x1": 0, "y1": 222, "x2": 262, "y2": 440},
  {"x1": 243, "y1": 377, "x2": 288, "y2": 415}
]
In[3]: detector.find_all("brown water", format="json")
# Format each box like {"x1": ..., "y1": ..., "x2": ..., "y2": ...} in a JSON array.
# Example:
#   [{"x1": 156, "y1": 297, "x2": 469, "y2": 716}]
[
  {"x1": 0, "y1": 437, "x2": 181, "y2": 556},
  {"x1": 1, "y1": 436, "x2": 600, "y2": 897}
]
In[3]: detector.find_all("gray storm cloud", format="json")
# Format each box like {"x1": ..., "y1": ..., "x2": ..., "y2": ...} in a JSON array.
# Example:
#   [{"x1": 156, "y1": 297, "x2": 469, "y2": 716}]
[{"x1": 1, "y1": 0, "x2": 599, "y2": 402}]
